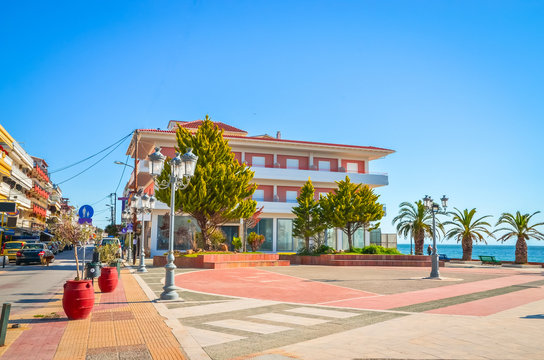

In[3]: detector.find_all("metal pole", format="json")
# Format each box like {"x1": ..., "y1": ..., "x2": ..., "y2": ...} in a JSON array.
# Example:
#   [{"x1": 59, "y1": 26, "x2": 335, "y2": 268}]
[
  {"x1": 127, "y1": 233, "x2": 132, "y2": 263},
  {"x1": 138, "y1": 211, "x2": 147, "y2": 272},
  {"x1": 429, "y1": 209, "x2": 440, "y2": 278},
  {"x1": 160, "y1": 175, "x2": 179, "y2": 301},
  {"x1": 0, "y1": 303, "x2": 11, "y2": 346}
]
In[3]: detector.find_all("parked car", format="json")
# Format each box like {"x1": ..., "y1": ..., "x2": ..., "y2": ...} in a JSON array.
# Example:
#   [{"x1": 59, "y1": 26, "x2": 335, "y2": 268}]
[
  {"x1": 1, "y1": 241, "x2": 27, "y2": 262},
  {"x1": 16, "y1": 243, "x2": 55, "y2": 265},
  {"x1": 98, "y1": 238, "x2": 122, "y2": 257}
]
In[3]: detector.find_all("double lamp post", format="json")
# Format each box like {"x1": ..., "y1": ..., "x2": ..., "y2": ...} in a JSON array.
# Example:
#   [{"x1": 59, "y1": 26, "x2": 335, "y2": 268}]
[
  {"x1": 147, "y1": 147, "x2": 198, "y2": 301},
  {"x1": 423, "y1": 194, "x2": 448, "y2": 279}
]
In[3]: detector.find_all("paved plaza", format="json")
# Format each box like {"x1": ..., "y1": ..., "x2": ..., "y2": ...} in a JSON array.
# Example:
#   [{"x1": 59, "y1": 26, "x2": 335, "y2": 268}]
[{"x1": 1, "y1": 263, "x2": 543, "y2": 359}]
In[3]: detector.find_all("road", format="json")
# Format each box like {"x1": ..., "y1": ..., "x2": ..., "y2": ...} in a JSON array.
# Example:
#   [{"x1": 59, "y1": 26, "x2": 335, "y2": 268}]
[{"x1": 0, "y1": 245, "x2": 94, "y2": 315}]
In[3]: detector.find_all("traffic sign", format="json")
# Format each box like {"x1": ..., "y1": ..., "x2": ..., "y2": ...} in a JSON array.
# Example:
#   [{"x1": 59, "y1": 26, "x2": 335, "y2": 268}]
[{"x1": 78, "y1": 205, "x2": 94, "y2": 219}]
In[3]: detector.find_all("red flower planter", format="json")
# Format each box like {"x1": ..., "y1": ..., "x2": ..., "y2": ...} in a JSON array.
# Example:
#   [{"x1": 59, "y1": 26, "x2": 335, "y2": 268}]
[
  {"x1": 98, "y1": 266, "x2": 118, "y2": 293},
  {"x1": 62, "y1": 280, "x2": 94, "y2": 320}
]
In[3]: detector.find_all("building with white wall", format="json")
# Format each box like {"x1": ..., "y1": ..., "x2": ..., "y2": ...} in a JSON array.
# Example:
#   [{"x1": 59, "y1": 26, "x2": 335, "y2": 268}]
[{"x1": 124, "y1": 120, "x2": 394, "y2": 256}]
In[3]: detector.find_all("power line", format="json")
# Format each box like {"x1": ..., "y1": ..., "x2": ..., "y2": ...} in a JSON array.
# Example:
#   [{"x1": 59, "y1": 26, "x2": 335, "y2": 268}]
[
  {"x1": 90, "y1": 195, "x2": 111, "y2": 206},
  {"x1": 50, "y1": 131, "x2": 133, "y2": 174},
  {"x1": 56, "y1": 134, "x2": 131, "y2": 185},
  {"x1": 114, "y1": 154, "x2": 130, "y2": 194}
]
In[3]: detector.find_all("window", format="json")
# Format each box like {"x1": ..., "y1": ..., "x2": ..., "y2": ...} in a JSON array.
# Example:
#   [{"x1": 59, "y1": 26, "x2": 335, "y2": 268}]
[
  {"x1": 247, "y1": 218, "x2": 273, "y2": 251},
  {"x1": 253, "y1": 189, "x2": 265, "y2": 201},
  {"x1": 252, "y1": 156, "x2": 265, "y2": 167},
  {"x1": 346, "y1": 162, "x2": 358, "y2": 173},
  {"x1": 319, "y1": 192, "x2": 329, "y2": 198},
  {"x1": 286, "y1": 159, "x2": 299, "y2": 169},
  {"x1": 286, "y1": 191, "x2": 298, "y2": 203},
  {"x1": 318, "y1": 160, "x2": 330, "y2": 171}
]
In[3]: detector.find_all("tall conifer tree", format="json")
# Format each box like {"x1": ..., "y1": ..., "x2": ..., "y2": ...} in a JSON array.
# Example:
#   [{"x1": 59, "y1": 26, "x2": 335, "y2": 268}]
[
  {"x1": 292, "y1": 178, "x2": 326, "y2": 250},
  {"x1": 320, "y1": 176, "x2": 384, "y2": 251},
  {"x1": 155, "y1": 116, "x2": 257, "y2": 250}
]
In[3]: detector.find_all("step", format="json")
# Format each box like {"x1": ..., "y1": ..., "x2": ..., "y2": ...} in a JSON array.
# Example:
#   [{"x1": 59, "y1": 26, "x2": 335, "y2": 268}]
[{"x1": 203, "y1": 260, "x2": 291, "y2": 269}]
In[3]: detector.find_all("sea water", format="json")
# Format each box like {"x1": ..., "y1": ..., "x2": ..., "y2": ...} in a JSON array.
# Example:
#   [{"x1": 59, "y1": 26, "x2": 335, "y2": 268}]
[{"x1": 397, "y1": 244, "x2": 544, "y2": 263}]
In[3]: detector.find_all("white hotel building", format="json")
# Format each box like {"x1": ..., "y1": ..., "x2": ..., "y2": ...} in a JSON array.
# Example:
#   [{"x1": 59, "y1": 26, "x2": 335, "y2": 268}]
[{"x1": 124, "y1": 120, "x2": 394, "y2": 257}]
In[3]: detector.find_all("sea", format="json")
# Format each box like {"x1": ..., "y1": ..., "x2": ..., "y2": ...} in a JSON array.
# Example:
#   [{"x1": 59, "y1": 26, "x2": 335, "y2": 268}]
[{"x1": 397, "y1": 243, "x2": 544, "y2": 263}]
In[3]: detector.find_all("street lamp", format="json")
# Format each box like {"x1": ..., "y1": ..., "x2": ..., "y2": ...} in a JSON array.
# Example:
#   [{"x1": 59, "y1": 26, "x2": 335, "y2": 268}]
[
  {"x1": 423, "y1": 194, "x2": 448, "y2": 279},
  {"x1": 148, "y1": 147, "x2": 198, "y2": 301},
  {"x1": 114, "y1": 161, "x2": 134, "y2": 168},
  {"x1": 130, "y1": 193, "x2": 156, "y2": 272}
]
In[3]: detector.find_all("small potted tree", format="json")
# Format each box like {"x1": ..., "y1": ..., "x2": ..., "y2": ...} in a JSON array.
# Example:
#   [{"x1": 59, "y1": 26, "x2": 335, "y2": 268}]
[
  {"x1": 97, "y1": 244, "x2": 119, "y2": 293},
  {"x1": 53, "y1": 212, "x2": 94, "y2": 320}
]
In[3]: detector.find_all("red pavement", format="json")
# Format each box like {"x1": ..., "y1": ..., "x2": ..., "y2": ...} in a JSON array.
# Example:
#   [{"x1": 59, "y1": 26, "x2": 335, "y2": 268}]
[
  {"x1": 175, "y1": 268, "x2": 377, "y2": 303},
  {"x1": 1, "y1": 320, "x2": 67, "y2": 360},
  {"x1": 427, "y1": 286, "x2": 544, "y2": 316},
  {"x1": 176, "y1": 268, "x2": 544, "y2": 315}
]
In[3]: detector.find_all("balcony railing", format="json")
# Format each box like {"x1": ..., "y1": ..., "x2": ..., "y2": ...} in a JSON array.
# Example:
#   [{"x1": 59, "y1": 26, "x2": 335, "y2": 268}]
[
  {"x1": 12, "y1": 142, "x2": 34, "y2": 167},
  {"x1": 11, "y1": 167, "x2": 32, "y2": 190},
  {"x1": 252, "y1": 167, "x2": 389, "y2": 186}
]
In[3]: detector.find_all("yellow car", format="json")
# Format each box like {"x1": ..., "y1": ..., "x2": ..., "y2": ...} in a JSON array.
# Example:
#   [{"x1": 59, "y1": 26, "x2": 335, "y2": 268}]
[{"x1": 2, "y1": 240, "x2": 27, "y2": 262}]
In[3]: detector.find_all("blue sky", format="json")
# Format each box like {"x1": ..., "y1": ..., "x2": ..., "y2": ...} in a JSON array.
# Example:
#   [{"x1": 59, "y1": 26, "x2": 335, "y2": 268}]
[{"x1": 2, "y1": 1, "x2": 543, "y2": 245}]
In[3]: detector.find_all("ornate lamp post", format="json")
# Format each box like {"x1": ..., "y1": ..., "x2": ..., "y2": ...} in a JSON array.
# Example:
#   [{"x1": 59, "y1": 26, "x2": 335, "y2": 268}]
[
  {"x1": 148, "y1": 147, "x2": 198, "y2": 301},
  {"x1": 130, "y1": 193, "x2": 156, "y2": 273},
  {"x1": 423, "y1": 195, "x2": 448, "y2": 278},
  {"x1": 121, "y1": 209, "x2": 132, "y2": 263}
]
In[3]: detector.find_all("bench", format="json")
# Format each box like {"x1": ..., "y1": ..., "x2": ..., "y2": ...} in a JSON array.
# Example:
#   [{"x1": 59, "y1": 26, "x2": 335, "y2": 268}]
[
  {"x1": 479, "y1": 255, "x2": 501, "y2": 265},
  {"x1": 438, "y1": 254, "x2": 450, "y2": 261}
]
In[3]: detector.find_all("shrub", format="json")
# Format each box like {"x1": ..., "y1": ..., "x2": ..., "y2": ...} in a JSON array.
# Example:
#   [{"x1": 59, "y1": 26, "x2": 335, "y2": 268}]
[
  {"x1": 195, "y1": 229, "x2": 226, "y2": 250},
  {"x1": 98, "y1": 244, "x2": 118, "y2": 264},
  {"x1": 360, "y1": 245, "x2": 401, "y2": 255},
  {"x1": 231, "y1": 236, "x2": 242, "y2": 251},
  {"x1": 296, "y1": 244, "x2": 335, "y2": 256},
  {"x1": 247, "y1": 232, "x2": 265, "y2": 252}
]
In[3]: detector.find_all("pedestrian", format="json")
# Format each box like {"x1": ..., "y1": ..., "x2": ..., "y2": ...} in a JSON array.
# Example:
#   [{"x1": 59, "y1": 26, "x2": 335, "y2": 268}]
[{"x1": 427, "y1": 244, "x2": 432, "y2": 256}]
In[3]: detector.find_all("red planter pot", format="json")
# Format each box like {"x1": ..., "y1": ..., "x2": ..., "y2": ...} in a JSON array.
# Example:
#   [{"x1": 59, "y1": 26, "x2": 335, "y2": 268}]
[
  {"x1": 62, "y1": 280, "x2": 94, "y2": 320},
  {"x1": 98, "y1": 266, "x2": 118, "y2": 293}
]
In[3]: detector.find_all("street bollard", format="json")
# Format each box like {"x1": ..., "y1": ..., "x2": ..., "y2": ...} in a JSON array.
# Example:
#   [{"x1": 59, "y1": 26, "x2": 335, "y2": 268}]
[{"x1": 0, "y1": 303, "x2": 11, "y2": 347}]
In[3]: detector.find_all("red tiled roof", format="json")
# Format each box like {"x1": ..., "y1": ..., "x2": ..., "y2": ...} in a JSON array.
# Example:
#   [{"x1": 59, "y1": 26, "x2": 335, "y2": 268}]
[
  {"x1": 137, "y1": 129, "x2": 394, "y2": 152},
  {"x1": 170, "y1": 120, "x2": 248, "y2": 134}
]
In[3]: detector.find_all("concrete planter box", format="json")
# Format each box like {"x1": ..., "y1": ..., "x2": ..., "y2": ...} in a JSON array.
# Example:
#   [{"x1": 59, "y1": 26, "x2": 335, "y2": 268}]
[
  {"x1": 279, "y1": 254, "x2": 443, "y2": 267},
  {"x1": 153, "y1": 253, "x2": 289, "y2": 269}
]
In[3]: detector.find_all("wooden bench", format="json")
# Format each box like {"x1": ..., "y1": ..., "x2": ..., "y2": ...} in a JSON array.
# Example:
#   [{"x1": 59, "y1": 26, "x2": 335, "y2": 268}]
[{"x1": 479, "y1": 255, "x2": 501, "y2": 265}]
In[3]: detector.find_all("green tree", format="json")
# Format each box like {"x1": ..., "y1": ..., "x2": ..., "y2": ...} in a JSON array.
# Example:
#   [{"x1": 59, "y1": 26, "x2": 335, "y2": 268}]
[
  {"x1": 443, "y1": 208, "x2": 494, "y2": 261},
  {"x1": 155, "y1": 116, "x2": 257, "y2": 250},
  {"x1": 495, "y1": 211, "x2": 544, "y2": 264},
  {"x1": 104, "y1": 224, "x2": 119, "y2": 238},
  {"x1": 292, "y1": 178, "x2": 326, "y2": 250},
  {"x1": 392, "y1": 201, "x2": 433, "y2": 255},
  {"x1": 320, "y1": 176, "x2": 384, "y2": 252}
]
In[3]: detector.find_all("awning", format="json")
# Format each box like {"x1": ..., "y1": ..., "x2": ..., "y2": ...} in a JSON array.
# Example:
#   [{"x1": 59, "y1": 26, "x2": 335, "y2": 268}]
[{"x1": 41, "y1": 231, "x2": 54, "y2": 237}]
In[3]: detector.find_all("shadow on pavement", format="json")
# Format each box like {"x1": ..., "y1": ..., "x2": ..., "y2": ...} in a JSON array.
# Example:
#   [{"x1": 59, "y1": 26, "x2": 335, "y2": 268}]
[{"x1": 521, "y1": 314, "x2": 544, "y2": 319}]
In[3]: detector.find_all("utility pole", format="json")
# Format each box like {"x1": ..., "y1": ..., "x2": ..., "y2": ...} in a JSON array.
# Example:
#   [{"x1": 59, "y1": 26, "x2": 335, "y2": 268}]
[
  {"x1": 109, "y1": 193, "x2": 116, "y2": 226},
  {"x1": 133, "y1": 130, "x2": 139, "y2": 265}
]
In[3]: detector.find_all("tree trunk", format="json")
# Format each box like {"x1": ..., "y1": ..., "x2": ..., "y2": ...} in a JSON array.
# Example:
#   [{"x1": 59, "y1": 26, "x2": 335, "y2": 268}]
[
  {"x1": 515, "y1": 236, "x2": 528, "y2": 264},
  {"x1": 73, "y1": 245, "x2": 80, "y2": 280},
  {"x1": 305, "y1": 236, "x2": 310, "y2": 250},
  {"x1": 347, "y1": 226, "x2": 353, "y2": 252},
  {"x1": 461, "y1": 236, "x2": 472, "y2": 261},
  {"x1": 414, "y1": 230, "x2": 424, "y2": 255}
]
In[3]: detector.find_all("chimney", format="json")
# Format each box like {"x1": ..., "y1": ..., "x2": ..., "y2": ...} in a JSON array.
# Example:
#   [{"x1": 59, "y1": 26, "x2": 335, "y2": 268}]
[{"x1": 276, "y1": 131, "x2": 281, "y2": 139}]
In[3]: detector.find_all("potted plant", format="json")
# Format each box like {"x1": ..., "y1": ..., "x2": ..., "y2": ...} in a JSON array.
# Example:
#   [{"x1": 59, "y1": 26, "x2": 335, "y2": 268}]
[
  {"x1": 97, "y1": 244, "x2": 119, "y2": 293},
  {"x1": 53, "y1": 212, "x2": 94, "y2": 320},
  {"x1": 247, "y1": 232, "x2": 265, "y2": 252}
]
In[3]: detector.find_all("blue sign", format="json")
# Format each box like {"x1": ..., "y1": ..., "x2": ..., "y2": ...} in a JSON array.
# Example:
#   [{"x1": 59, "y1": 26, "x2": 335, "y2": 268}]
[
  {"x1": 126, "y1": 223, "x2": 133, "y2": 233},
  {"x1": 79, "y1": 205, "x2": 94, "y2": 219},
  {"x1": 121, "y1": 227, "x2": 127, "y2": 234},
  {"x1": 4, "y1": 229, "x2": 15, "y2": 235}
]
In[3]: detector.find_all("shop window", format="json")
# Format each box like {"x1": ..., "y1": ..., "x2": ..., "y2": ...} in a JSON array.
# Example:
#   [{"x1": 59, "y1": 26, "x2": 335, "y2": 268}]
[
  {"x1": 156, "y1": 215, "x2": 199, "y2": 251},
  {"x1": 247, "y1": 218, "x2": 273, "y2": 251}
]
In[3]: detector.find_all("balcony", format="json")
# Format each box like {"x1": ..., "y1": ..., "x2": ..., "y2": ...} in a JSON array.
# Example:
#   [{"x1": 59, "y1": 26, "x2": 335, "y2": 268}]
[
  {"x1": 256, "y1": 201, "x2": 296, "y2": 214},
  {"x1": 251, "y1": 167, "x2": 389, "y2": 187},
  {"x1": 11, "y1": 167, "x2": 32, "y2": 190},
  {"x1": 12, "y1": 142, "x2": 33, "y2": 167}
]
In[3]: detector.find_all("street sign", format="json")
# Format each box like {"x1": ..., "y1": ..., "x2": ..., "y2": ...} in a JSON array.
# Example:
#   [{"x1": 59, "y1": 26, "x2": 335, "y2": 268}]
[
  {"x1": 126, "y1": 223, "x2": 133, "y2": 233},
  {"x1": 0, "y1": 202, "x2": 16, "y2": 213},
  {"x1": 78, "y1": 205, "x2": 94, "y2": 219}
]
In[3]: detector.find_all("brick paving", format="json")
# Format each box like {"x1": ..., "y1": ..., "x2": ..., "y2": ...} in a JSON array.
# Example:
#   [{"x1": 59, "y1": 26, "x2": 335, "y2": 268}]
[{"x1": 0, "y1": 269, "x2": 185, "y2": 360}]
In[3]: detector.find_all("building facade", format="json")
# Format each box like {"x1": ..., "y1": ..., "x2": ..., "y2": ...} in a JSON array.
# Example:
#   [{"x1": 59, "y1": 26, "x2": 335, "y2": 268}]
[{"x1": 124, "y1": 120, "x2": 394, "y2": 257}]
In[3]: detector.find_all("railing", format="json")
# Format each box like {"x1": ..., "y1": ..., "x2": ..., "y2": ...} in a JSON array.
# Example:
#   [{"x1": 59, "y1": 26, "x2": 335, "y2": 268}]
[
  {"x1": 11, "y1": 167, "x2": 32, "y2": 189},
  {"x1": 12, "y1": 142, "x2": 33, "y2": 167},
  {"x1": 252, "y1": 167, "x2": 389, "y2": 186}
]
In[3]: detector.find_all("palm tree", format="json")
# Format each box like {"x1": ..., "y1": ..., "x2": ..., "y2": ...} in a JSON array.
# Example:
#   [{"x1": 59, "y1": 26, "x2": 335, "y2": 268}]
[
  {"x1": 392, "y1": 201, "x2": 435, "y2": 255},
  {"x1": 495, "y1": 211, "x2": 544, "y2": 264},
  {"x1": 443, "y1": 208, "x2": 494, "y2": 261}
]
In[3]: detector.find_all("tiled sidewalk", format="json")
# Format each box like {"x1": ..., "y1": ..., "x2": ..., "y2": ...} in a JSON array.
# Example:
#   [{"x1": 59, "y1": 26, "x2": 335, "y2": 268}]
[{"x1": 0, "y1": 269, "x2": 186, "y2": 360}]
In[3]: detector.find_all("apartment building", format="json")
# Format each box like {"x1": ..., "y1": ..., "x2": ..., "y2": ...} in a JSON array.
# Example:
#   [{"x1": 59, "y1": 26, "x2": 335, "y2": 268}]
[{"x1": 124, "y1": 120, "x2": 394, "y2": 256}]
